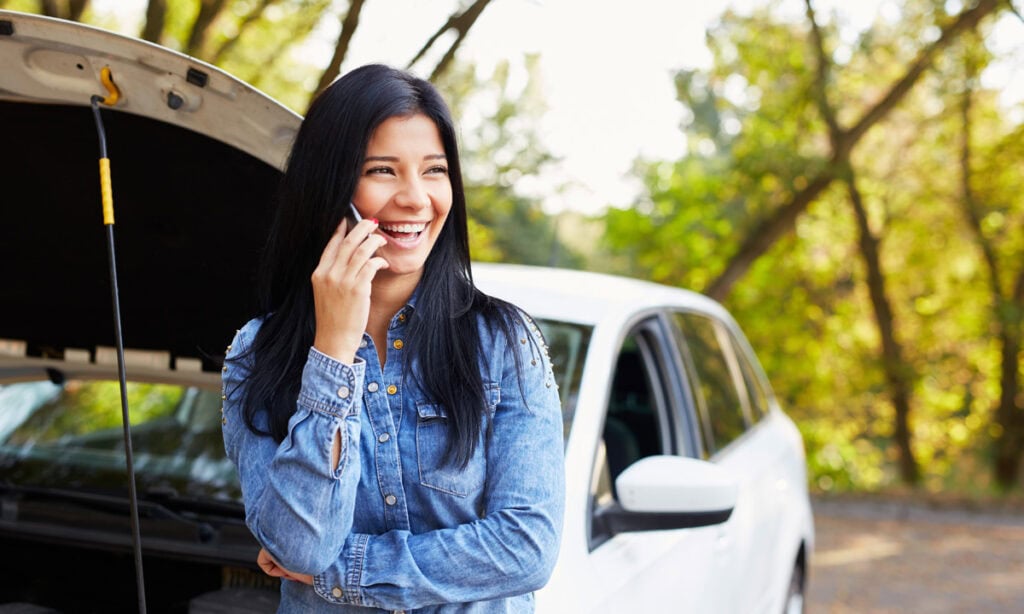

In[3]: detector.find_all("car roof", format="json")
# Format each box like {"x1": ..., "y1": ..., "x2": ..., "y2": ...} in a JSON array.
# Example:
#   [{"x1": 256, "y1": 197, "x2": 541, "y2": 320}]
[{"x1": 472, "y1": 263, "x2": 729, "y2": 328}]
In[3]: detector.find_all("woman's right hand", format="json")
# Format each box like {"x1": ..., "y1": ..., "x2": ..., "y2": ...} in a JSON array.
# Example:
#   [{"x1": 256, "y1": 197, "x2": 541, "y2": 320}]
[{"x1": 311, "y1": 218, "x2": 389, "y2": 363}]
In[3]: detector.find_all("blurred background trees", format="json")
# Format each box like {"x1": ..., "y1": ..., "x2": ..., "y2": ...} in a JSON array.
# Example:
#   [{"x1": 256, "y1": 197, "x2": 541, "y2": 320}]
[
  {"x1": 2, "y1": 0, "x2": 1021, "y2": 494},
  {"x1": 600, "y1": 0, "x2": 1022, "y2": 493}
]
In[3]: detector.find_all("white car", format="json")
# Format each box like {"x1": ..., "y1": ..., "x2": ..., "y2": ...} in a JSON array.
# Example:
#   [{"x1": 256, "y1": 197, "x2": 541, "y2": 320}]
[
  {"x1": 474, "y1": 265, "x2": 813, "y2": 614},
  {"x1": 0, "y1": 10, "x2": 812, "y2": 613}
]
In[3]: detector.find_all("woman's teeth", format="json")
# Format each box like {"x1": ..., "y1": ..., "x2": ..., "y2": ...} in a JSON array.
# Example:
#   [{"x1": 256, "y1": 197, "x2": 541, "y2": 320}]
[
  {"x1": 380, "y1": 222, "x2": 426, "y2": 234},
  {"x1": 379, "y1": 221, "x2": 427, "y2": 242}
]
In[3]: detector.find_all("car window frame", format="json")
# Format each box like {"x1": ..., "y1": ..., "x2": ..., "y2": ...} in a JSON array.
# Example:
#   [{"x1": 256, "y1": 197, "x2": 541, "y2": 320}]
[
  {"x1": 586, "y1": 314, "x2": 689, "y2": 551},
  {"x1": 668, "y1": 308, "x2": 756, "y2": 459}
]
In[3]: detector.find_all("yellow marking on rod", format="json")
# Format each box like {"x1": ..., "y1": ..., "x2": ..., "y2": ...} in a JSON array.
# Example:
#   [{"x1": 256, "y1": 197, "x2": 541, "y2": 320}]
[
  {"x1": 100, "y1": 158, "x2": 114, "y2": 225},
  {"x1": 99, "y1": 66, "x2": 120, "y2": 106}
]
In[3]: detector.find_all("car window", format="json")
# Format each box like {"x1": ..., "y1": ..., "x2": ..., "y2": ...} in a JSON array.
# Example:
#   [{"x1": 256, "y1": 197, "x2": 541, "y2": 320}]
[
  {"x1": 590, "y1": 325, "x2": 672, "y2": 548},
  {"x1": 672, "y1": 312, "x2": 748, "y2": 455},
  {"x1": 0, "y1": 373, "x2": 237, "y2": 502},
  {"x1": 728, "y1": 332, "x2": 769, "y2": 422},
  {"x1": 535, "y1": 319, "x2": 592, "y2": 443}
]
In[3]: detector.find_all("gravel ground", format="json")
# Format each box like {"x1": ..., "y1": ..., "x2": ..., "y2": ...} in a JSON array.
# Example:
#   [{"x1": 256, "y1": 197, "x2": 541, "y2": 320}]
[{"x1": 807, "y1": 496, "x2": 1024, "y2": 613}]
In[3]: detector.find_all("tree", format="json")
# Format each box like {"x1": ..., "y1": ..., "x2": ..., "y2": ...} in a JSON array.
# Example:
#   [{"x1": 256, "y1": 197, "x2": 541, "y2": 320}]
[
  {"x1": 955, "y1": 41, "x2": 1024, "y2": 488},
  {"x1": 436, "y1": 59, "x2": 581, "y2": 268},
  {"x1": 407, "y1": 0, "x2": 494, "y2": 82},
  {"x1": 310, "y1": 0, "x2": 366, "y2": 102},
  {"x1": 602, "y1": 0, "x2": 1023, "y2": 492},
  {"x1": 705, "y1": 0, "x2": 1004, "y2": 302},
  {"x1": 804, "y1": 0, "x2": 919, "y2": 483}
]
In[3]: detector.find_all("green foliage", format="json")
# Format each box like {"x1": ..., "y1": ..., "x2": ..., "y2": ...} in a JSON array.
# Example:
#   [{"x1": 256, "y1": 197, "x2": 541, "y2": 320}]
[
  {"x1": 602, "y1": 0, "x2": 1024, "y2": 493},
  {"x1": 435, "y1": 59, "x2": 583, "y2": 268},
  {"x1": 0, "y1": 0, "x2": 41, "y2": 13},
  {"x1": 212, "y1": 0, "x2": 332, "y2": 110}
]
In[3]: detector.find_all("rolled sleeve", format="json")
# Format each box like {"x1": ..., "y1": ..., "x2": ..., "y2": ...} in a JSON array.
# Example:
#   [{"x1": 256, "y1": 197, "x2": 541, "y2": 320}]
[{"x1": 222, "y1": 320, "x2": 364, "y2": 574}]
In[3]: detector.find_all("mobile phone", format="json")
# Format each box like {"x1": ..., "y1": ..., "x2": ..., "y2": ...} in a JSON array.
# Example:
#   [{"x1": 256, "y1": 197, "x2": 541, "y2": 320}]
[{"x1": 344, "y1": 202, "x2": 362, "y2": 233}]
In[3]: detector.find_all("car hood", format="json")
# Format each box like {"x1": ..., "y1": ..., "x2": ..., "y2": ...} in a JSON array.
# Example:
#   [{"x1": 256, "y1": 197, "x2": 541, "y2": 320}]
[{"x1": 0, "y1": 10, "x2": 301, "y2": 371}]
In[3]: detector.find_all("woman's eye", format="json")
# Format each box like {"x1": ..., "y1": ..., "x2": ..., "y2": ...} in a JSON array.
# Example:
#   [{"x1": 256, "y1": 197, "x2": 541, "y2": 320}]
[
  {"x1": 366, "y1": 166, "x2": 394, "y2": 175},
  {"x1": 427, "y1": 165, "x2": 449, "y2": 175}
]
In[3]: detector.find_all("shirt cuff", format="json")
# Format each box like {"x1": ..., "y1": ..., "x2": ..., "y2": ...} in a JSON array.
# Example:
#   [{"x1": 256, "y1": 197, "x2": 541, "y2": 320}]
[
  {"x1": 313, "y1": 533, "x2": 370, "y2": 606},
  {"x1": 297, "y1": 347, "x2": 365, "y2": 417}
]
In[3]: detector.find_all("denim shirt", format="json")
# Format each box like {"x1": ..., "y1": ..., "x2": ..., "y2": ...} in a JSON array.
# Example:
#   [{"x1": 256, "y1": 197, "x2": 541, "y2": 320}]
[{"x1": 221, "y1": 295, "x2": 565, "y2": 613}]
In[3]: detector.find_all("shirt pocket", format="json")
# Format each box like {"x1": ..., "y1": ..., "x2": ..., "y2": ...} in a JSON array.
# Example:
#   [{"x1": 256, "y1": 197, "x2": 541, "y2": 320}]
[{"x1": 415, "y1": 383, "x2": 499, "y2": 497}]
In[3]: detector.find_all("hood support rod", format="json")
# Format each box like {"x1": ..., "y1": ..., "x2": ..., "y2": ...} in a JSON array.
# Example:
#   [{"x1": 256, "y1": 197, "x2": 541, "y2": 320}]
[{"x1": 91, "y1": 66, "x2": 147, "y2": 614}]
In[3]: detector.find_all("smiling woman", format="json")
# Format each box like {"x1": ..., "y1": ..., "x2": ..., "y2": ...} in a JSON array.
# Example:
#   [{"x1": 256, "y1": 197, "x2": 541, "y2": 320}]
[
  {"x1": 221, "y1": 64, "x2": 566, "y2": 612},
  {"x1": 354, "y1": 114, "x2": 453, "y2": 280}
]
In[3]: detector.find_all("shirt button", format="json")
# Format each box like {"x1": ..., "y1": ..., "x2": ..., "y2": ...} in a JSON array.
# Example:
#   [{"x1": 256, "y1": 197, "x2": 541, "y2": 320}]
[
  {"x1": 337, "y1": 385, "x2": 350, "y2": 399},
  {"x1": 386, "y1": 384, "x2": 398, "y2": 395},
  {"x1": 378, "y1": 432, "x2": 390, "y2": 443},
  {"x1": 398, "y1": 313, "x2": 407, "y2": 322},
  {"x1": 367, "y1": 382, "x2": 379, "y2": 393},
  {"x1": 385, "y1": 494, "x2": 397, "y2": 506},
  {"x1": 332, "y1": 587, "x2": 343, "y2": 598},
  {"x1": 392, "y1": 339, "x2": 404, "y2": 350},
  {"x1": 359, "y1": 339, "x2": 368, "y2": 349}
]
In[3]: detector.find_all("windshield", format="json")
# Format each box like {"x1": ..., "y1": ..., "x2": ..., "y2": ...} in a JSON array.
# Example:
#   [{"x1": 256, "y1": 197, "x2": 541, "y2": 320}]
[
  {"x1": 0, "y1": 375, "x2": 238, "y2": 502},
  {"x1": 0, "y1": 318, "x2": 590, "y2": 505}
]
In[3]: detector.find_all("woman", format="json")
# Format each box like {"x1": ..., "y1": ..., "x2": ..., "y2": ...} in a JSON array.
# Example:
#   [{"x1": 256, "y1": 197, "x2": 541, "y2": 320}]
[{"x1": 221, "y1": 64, "x2": 565, "y2": 613}]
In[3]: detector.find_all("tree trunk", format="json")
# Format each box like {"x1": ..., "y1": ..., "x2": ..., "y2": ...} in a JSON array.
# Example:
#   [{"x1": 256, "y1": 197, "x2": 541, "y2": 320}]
[
  {"x1": 803, "y1": 0, "x2": 919, "y2": 484},
  {"x1": 141, "y1": 0, "x2": 166, "y2": 44},
  {"x1": 41, "y1": 0, "x2": 59, "y2": 17},
  {"x1": 310, "y1": 0, "x2": 366, "y2": 103},
  {"x1": 186, "y1": 0, "x2": 229, "y2": 59},
  {"x1": 957, "y1": 65, "x2": 1024, "y2": 489},
  {"x1": 68, "y1": 0, "x2": 87, "y2": 20},
  {"x1": 846, "y1": 175, "x2": 920, "y2": 484},
  {"x1": 406, "y1": 0, "x2": 493, "y2": 81},
  {"x1": 706, "y1": 0, "x2": 1002, "y2": 302},
  {"x1": 994, "y1": 293, "x2": 1024, "y2": 487}
]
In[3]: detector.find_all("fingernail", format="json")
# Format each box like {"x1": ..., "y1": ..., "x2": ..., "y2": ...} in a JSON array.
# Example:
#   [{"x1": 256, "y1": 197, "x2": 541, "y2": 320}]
[{"x1": 370, "y1": 217, "x2": 379, "y2": 224}]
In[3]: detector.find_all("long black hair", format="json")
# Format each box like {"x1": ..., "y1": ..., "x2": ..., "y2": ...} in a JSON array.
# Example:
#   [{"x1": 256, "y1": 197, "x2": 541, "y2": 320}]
[{"x1": 239, "y1": 64, "x2": 522, "y2": 467}]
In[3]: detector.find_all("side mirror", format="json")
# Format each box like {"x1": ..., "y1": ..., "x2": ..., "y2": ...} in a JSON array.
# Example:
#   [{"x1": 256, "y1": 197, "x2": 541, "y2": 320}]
[{"x1": 602, "y1": 455, "x2": 738, "y2": 535}]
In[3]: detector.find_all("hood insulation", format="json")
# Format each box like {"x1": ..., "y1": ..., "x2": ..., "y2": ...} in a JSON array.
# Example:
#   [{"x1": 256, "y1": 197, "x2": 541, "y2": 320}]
[{"x1": 0, "y1": 101, "x2": 280, "y2": 370}]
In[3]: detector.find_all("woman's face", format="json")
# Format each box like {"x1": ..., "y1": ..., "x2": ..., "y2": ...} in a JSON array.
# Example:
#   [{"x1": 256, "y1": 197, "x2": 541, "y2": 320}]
[{"x1": 352, "y1": 113, "x2": 453, "y2": 279}]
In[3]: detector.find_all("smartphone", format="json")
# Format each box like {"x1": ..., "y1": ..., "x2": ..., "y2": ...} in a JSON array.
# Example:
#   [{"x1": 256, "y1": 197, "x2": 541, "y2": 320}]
[{"x1": 344, "y1": 202, "x2": 362, "y2": 233}]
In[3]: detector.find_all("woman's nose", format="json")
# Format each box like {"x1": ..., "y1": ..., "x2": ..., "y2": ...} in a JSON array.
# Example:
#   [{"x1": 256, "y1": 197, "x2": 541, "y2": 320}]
[{"x1": 394, "y1": 178, "x2": 431, "y2": 210}]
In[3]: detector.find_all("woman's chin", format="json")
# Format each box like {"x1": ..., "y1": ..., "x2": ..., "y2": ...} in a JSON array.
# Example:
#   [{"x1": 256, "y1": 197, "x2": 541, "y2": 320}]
[{"x1": 376, "y1": 257, "x2": 425, "y2": 280}]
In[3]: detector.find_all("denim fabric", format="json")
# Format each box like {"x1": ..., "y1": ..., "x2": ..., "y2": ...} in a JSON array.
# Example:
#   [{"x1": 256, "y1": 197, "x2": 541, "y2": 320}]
[{"x1": 222, "y1": 296, "x2": 565, "y2": 613}]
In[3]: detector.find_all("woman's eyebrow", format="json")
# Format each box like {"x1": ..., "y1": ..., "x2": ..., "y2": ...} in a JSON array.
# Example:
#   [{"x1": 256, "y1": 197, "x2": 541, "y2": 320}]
[{"x1": 363, "y1": 154, "x2": 446, "y2": 162}]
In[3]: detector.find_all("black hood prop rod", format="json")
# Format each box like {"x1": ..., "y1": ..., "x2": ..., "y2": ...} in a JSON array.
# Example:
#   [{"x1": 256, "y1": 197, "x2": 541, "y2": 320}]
[{"x1": 90, "y1": 66, "x2": 148, "y2": 614}]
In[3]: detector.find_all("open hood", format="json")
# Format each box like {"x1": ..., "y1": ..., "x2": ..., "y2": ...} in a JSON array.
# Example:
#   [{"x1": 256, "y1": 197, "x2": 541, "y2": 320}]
[{"x1": 0, "y1": 10, "x2": 301, "y2": 371}]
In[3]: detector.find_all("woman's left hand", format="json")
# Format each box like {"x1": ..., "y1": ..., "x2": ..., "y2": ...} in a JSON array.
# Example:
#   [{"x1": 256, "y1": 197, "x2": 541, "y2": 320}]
[{"x1": 257, "y1": 547, "x2": 314, "y2": 585}]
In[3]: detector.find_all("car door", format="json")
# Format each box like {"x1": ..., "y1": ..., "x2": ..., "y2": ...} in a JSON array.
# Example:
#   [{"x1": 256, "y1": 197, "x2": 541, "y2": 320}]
[
  {"x1": 580, "y1": 316, "x2": 730, "y2": 613},
  {"x1": 670, "y1": 310, "x2": 790, "y2": 612}
]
